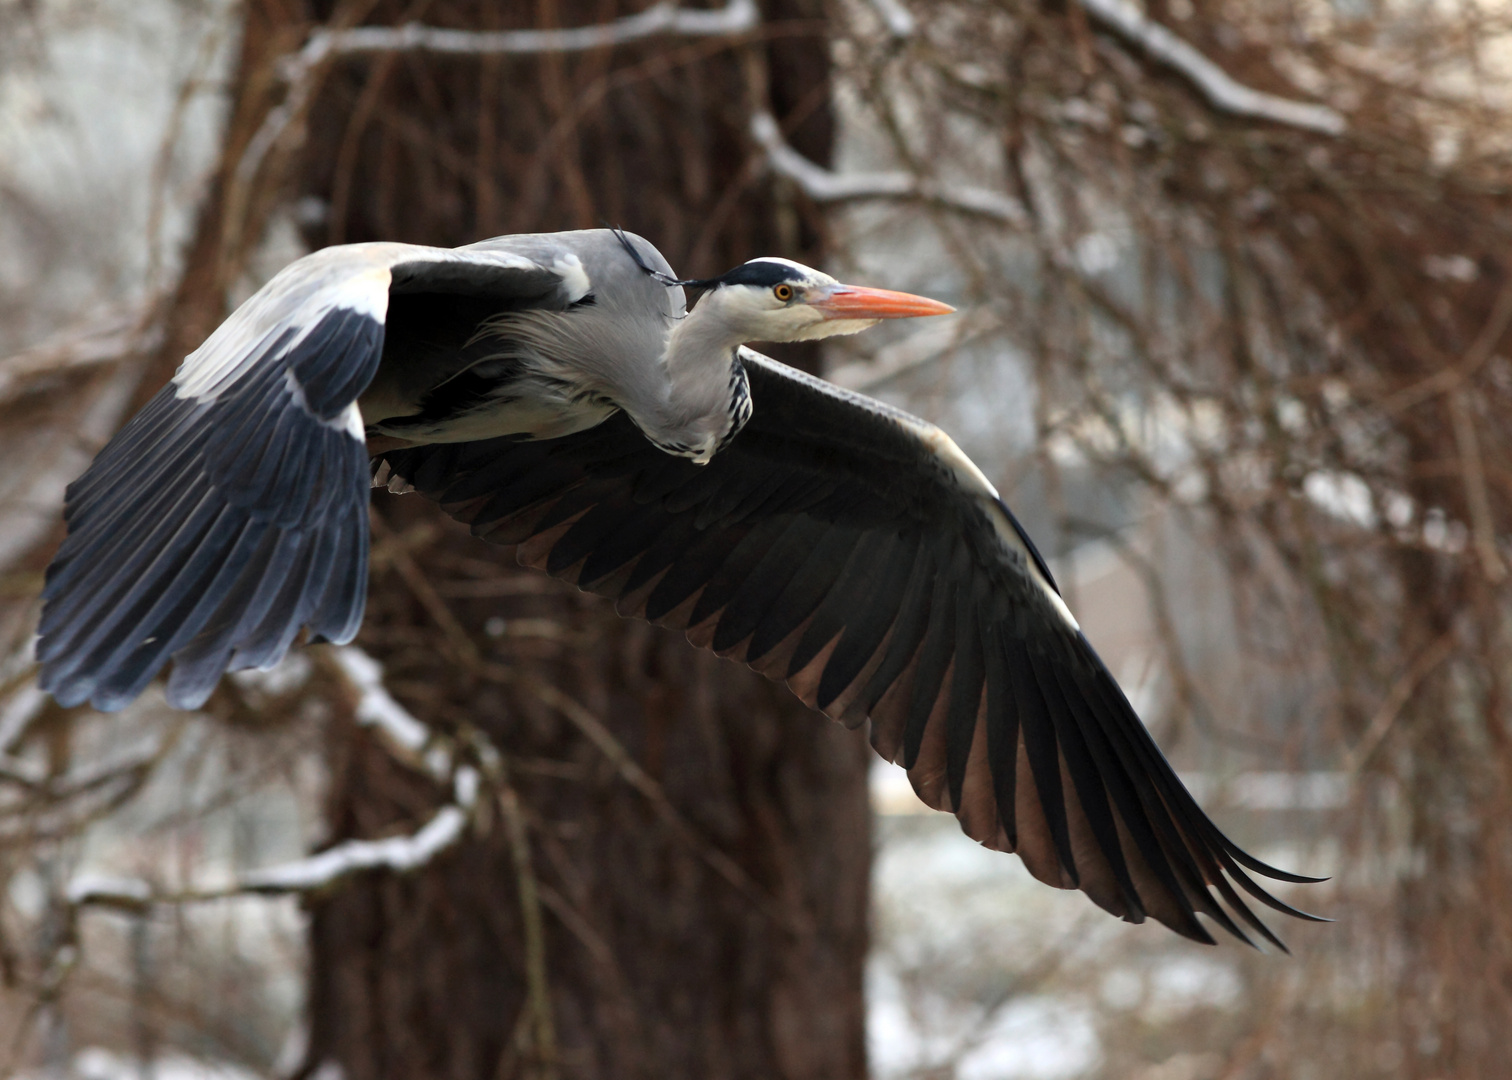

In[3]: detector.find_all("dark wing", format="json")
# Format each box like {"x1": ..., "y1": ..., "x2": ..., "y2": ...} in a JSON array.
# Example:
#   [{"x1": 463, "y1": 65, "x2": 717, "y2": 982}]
[
  {"x1": 38, "y1": 243, "x2": 571, "y2": 712},
  {"x1": 375, "y1": 349, "x2": 1324, "y2": 947}
]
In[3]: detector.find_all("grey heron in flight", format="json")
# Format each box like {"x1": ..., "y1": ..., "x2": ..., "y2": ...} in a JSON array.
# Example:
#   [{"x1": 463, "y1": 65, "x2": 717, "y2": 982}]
[{"x1": 37, "y1": 228, "x2": 1319, "y2": 946}]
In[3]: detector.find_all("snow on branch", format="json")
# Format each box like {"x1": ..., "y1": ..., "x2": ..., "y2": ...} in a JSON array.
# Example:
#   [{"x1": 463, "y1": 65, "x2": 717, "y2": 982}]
[
  {"x1": 239, "y1": 788, "x2": 473, "y2": 892},
  {"x1": 290, "y1": 0, "x2": 756, "y2": 69},
  {"x1": 66, "y1": 875, "x2": 154, "y2": 911},
  {"x1": 237, "y1": 0, "x2": 758, "y2": 193},
  {"x1": 65, "y1": 650, "x2": 482, "y2": 912},
  {"x1": 749, "y1": 112, "x2": 1027, "y2": 227},
  {"x1": 328, "y1": 645, "x2": 453, "y2": 780},
  {"x1": 65, "y1": 783, "x2": 474, "y2": 909},
  {"x1": 68, "y1": 770, "x2": 478, "y2": 910},
  {"x1": 1078, "y1": 0, "x2": 1346, "y2": 136},
  {"x1": 866, "y1": 0, "x2": 916, "y2": 39}
]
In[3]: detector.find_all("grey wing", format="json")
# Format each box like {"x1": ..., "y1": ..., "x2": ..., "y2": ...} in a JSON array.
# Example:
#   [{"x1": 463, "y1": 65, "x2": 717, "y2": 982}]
[
  {"x1": 375, "y1": 349, "x2": 1324, "y2": 946},
  {"x1": 38, "y1": 241, "x2": 574, "y2": 712}
]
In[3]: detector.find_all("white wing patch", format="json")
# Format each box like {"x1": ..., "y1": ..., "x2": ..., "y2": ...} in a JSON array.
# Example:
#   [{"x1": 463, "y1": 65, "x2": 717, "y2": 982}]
[
  {"x1": 551, "y1": 253, "x2": 593, "y2": 303},
  {"x1": 174, "y1": 251, "x2": 394, "y2": 403},
  {"x1": 337, "y1": 402, "x2": 365, "y2": 440}
]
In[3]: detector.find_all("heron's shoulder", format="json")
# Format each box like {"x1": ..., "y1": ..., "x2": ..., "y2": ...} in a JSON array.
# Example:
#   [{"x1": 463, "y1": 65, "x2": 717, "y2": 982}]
[
  {"x1": 460, "y1": 230, "x2": 689, "y2": 313},
  {"x1": 274, "y1": 240, "x2": 591, "y2": 300},
  {"x1": 737, "y1": 348, "x2": 986, "y2": 485},
  {"x1": 736, "y1": 347, "x2": 1066, "y2": 613}
]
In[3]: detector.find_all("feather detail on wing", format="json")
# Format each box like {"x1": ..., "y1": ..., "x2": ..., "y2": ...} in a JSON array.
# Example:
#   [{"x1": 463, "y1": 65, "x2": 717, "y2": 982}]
[
  {"x1": 38, "y1": 242, "x2": 580, "y2": 712},
  {"x1": 374, "y1": 348, "x2": 1325, "y2": 946}
]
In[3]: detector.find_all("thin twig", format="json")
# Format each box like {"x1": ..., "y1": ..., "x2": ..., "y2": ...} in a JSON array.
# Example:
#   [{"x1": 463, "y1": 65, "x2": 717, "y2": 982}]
[
  {"x1": 144, "y1": 15, "x2": 230, "y2": 294},
  {"x1": 1342, "y1": 631, "x2": 1458, "y2": 775},
  {"x1": 1379, "y1": 274, "x2": 1512, "y2": 415},
  {"x1": 499, "y1": 777, "x2": 557, "y2": 1080},
  {"x1": 1447, "y1": 388, "x2": 1507, "y2": 582},
  {"x1": 234, "y1": 0, "x2": 759, "y2": 205},
  {"x1": 370, "y1": 514, "x2": 480, "y2": 665},
  {"x1": 479, "y1": 664, "x2": 798, "y2": 934},
  {"x1": 750, "y1": 112, "x2": 1028, "y2": 226},
  {"x1": 534, "y1": 882, "x2": 614, "y2": 969}
]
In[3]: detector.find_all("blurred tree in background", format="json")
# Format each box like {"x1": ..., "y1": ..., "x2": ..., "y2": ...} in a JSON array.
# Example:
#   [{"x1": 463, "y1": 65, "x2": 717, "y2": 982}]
[
  {"x1": 171, "y1": 2, "x2": 870, "y2": 1078},
  {"x1": 3, "y1": 0, "x2": 1512, "y2": 1078}
]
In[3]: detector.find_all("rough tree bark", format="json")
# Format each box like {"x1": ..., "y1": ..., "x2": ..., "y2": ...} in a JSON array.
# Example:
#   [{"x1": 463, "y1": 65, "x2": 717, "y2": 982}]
[{"x1": 254, "y1": 3, "x2": 871, "y2": 1079}]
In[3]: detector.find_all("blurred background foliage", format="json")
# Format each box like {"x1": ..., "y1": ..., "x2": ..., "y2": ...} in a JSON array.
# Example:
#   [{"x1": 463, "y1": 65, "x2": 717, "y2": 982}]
[{"x1": 1, "y1": 0, "x2": 1511, "y2": 1077}]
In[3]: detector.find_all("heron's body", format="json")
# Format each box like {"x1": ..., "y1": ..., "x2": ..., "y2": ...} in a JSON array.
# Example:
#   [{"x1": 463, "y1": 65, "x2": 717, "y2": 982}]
[
  {"x1": 358, "y1": 234, "x2": 685, "y2": 448},
  {"x1": 37, "y1": 229, "x2": 1321, "y2": 947}
]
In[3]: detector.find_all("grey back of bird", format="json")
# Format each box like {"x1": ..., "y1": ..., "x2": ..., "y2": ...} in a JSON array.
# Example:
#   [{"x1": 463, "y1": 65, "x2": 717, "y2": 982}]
[{"x1": 362, "y1": 231, "x2": 691, "y2": 446}]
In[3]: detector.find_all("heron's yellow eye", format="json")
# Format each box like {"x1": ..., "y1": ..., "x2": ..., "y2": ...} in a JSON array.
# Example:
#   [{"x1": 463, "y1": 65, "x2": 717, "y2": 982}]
[{"x1": 773, "y1": 284, "x2": 794, "y2": 302}]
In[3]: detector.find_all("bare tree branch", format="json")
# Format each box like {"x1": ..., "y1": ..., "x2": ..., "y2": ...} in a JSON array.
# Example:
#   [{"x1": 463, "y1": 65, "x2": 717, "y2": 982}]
[
  {"x1": 236, "y1": 0, "x2": 759, "y2": 201},
  {"x1": 291, "y1": 0, "x2": 757, "y2": 66},
  {"x1": 750, "y1": 112, "x2": 1028, "y2": 226},
  {"x1": 0, "y1": 304, "x2": 161, "y2": 404},
  {"x1": 63, "y1": 651, "x2": 482, "y2": 911},
  {"x1": 327, "y1": 645, "x2": 452, "y2": 780},
  {"x1": 1078, "y1": 0, "x2": 1347, "y2": 135},
  {"x1": 479, "y1": 663, "x2": 802, "y2": 935},
  {"x1": 1342, "y1": 630, "x2": 1459, "y2": 774},
  {"x1": 499, "y1": 779, "x2": 558, "y2": 1078},
  {"x1": 1379, "y1": 275, "x2": 1512, "y2": 415},
  {"x1": 1447, "y1": 388, "x2": 1506, "y2": 582}
]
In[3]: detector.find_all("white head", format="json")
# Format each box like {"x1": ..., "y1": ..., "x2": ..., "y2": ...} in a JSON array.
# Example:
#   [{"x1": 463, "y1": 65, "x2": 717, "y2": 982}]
[
  {"x1": 687, "y1": 257, "x2": 955, "y2": 343},
  {"x1": 610, "y1": 234, "x2": 955, "y2": 465}
]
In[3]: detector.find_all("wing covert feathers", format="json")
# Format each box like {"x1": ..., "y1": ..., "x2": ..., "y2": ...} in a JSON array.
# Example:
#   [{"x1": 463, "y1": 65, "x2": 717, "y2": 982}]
[
  {"x1": 39, "y1": 238, "x2": 597, "y2": 711},
  {"x1": 376, "y1": 352, "x2": 1323, "y2": 947},
  {"x1": 39, "y1": 297, "x2": 383, "y2": 712}
]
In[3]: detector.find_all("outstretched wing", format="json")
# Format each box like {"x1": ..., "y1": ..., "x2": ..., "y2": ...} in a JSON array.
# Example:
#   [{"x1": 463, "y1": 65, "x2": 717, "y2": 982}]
[
  {"x1": 38, "y1": 241, "x2": 571, "y2": 712},
  {"x1": 375, "y1": 348, "x2": 1323, "y2": 946}
]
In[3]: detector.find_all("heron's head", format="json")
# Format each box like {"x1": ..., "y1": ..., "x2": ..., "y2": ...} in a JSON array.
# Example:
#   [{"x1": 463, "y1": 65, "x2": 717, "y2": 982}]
[{"x1": 694, "y1": 258, "x2": 955, "y2": 343}]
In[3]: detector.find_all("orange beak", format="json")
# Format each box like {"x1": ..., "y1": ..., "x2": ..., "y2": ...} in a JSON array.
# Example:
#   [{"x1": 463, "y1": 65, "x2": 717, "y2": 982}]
[{"x1": 810, "y1": 284, "x2": 956, "y2": 320}]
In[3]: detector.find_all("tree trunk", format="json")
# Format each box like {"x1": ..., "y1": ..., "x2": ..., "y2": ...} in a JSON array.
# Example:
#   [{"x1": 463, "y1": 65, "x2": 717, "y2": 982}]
[{"x1": 265, "y1": 3, "x2": 870, "y2": 1078}]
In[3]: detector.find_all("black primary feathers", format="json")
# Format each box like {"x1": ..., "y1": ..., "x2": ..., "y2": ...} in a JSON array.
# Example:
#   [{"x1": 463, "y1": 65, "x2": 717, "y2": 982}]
[
  {"x1": 36, "y1": 247, "x2": 588, "y2": 712},
  {"x1": 374, "y1": 351, "x2": 1326, "y2": 948},
  {"x1": 38, "y1": 307, "x2": 382, "y2": 711}
]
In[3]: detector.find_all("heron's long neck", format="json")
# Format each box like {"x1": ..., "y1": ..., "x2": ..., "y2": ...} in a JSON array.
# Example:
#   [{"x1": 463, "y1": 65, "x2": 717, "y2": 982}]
[
  {"x1": 654, "y1": 296, "x2": 742, "y2": 413},
  {"x1": 633, "y1": 295, "x2": 749, "y2": 462},
  {"x1": 666, "y1": 293, "x2": 746, "y2": 380}
]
